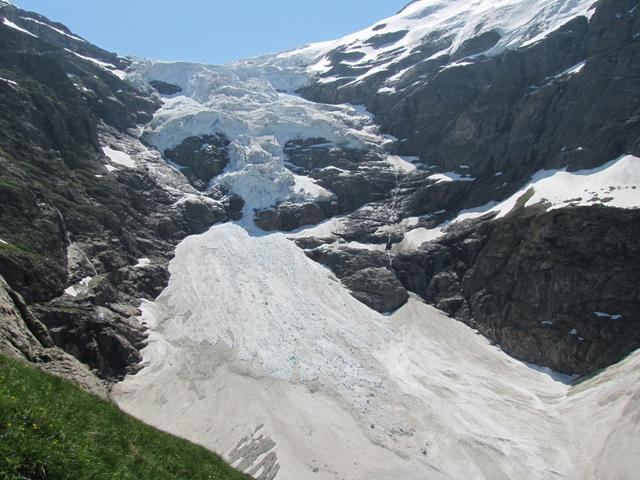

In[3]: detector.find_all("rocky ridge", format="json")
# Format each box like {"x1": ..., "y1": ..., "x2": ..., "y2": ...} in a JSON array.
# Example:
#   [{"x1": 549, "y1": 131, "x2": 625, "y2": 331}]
[{"x1": 0, "y1": 2, "x2": 238, "y2": 386}]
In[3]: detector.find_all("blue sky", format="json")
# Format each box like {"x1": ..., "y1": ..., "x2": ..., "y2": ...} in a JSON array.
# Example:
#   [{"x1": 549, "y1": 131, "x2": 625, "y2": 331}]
[{"x1": 14, "y1": 1, "x2": 407, "y2": 64}]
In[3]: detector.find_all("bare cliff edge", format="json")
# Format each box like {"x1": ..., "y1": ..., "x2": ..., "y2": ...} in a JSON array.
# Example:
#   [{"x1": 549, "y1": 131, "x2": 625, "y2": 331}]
[{"x1": 0, "y1": 0, "x2": 637, "y2": 402}]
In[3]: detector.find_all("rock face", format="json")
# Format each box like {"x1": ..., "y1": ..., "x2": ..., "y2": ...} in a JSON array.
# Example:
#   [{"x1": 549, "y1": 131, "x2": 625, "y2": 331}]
[
  {"x1": 255, "y1": 201, "x2": 335, "y2": 231},
  {"x1": 149, "y1": 79, "x2": 182, "y2": 95},
  {"x1": 393, "y1": 207, "x2": 640, "y2": 375},
  {"x1": 0, "y1": 275, "x2": 107, "y2": 397},
  {"x1": 164, "y1": 134, "x2": 230, "y2": 191},
  {"x1": 0, "y1": 3, "x2": 235, "y2": 384},
  {"x1": 304, "y1": 245, "x2": 408, "y2": 313},
  {"x1": 284, "y1": 139, "x2": 399, "y2": 214},
  {"x1": 286, "y1": 0, "x2": 640, "y2": 375}
]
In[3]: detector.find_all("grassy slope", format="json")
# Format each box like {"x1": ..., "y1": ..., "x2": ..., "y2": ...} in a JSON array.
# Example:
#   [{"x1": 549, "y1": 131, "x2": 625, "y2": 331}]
[{"x1": 0, "y1": 355, "x2": 250, "y2": 480}]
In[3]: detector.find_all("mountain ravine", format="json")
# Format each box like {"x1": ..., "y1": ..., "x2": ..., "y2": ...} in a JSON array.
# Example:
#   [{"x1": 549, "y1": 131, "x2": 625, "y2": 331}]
[{"x1": 0, "y1": 0, "x2": 639, "y2": 479}]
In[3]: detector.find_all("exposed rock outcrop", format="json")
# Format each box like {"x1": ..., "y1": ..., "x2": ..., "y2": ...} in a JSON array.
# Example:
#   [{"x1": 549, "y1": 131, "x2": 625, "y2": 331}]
[
  {"x1": 0, "y1": 275, "x2": 107, "y2": 397},
  {"x1": 392, "y1": 206, "x2": 640, "y2": 376},
  {"x1": 164, "y1": 134, "x2": 230, "y2": 191}
]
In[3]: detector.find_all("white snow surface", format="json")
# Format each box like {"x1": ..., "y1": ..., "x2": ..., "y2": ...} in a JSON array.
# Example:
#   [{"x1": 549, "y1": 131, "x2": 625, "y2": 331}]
[
  {"x1": 455, "y1": 155, "x2": 640, "y2": 223},
  {"x1": 114, "y1": 222, "x2": 640, "y2": 479},
  {"x1": 102, "y1": 146, "x2": 136, "y2": 169},
  {"x1": 259, "y1": 0, "x2": 596, "y2": 87},
  {"x1": 2, "y1": 17, "x2": 37, "y2": 37},
  {"x1": 130, "y1": 60, "x2": 388, "y2": 212}
]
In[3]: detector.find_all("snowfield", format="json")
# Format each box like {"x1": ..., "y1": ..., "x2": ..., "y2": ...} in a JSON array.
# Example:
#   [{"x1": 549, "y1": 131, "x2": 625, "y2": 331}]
[{"x1": 113, "y1": 222, "x2": 640, "y2": 480}]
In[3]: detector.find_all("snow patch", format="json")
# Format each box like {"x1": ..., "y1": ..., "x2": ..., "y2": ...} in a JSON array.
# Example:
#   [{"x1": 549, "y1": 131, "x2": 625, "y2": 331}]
[
  {"x1": 428, "y1": 172, "x2": 476, "y2": 183},
  {"x1": 134, "y1": 258, "x2": 151, "y2": 268},
  {"x1": 594, "y1": 312, "x2": 623, "y2": 320},
  {"x1": 20, "y1": 16, "x2": 85, "y2": 42},
  {"x1": 0, "y1": 77, "x2": 17, "y2": 87},
  {"x1": 65, "y1": 49, "x2": 116, "y2": 70},
  {"x1": 392, "y1": 226, "x2": 444, "y2": 252},
  {"x1": 102, "y1": 146, "x2": 136, "y2": 169},
  {"x1": 386, "y1": 155, "x2": 418, "y2": 173},
  {"x1": 455, "y1": 155, "x2": 640, "y2": 223},
  {"x1": 2, "y1": 18, "x2": 38, "y2": 37}
]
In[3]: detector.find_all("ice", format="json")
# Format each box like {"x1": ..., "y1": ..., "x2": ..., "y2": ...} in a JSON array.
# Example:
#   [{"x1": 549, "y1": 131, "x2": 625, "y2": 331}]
[
  {"x1": 130, "y1": 60, "x2": 387, "y2": 211},
  {"x1": 102, "y1": 146, "x2": 136, "y2": 169},
  {"x1": 2, "y1": 18, "x2": 37, "y2": 37}
]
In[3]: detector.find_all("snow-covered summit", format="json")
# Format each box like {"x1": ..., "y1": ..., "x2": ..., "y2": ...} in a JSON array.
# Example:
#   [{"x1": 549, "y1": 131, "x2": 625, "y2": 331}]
[{"x1": 251, "y1": 0, "x2": 596, "y2": 87}]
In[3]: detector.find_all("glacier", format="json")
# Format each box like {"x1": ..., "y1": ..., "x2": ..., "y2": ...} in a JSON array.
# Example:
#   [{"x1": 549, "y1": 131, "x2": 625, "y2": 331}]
[{"x1": 110, "y1": 1, "x2": 640, "y2": 479}]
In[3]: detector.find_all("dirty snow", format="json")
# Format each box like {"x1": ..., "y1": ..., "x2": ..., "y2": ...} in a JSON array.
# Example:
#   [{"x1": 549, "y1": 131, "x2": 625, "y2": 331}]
[
  {"x1": 392, "y1": 226, "x2": 444, "y2": 252},
  {"x1": 114, "y1": 221, "x2": 640, "y2": 479}
]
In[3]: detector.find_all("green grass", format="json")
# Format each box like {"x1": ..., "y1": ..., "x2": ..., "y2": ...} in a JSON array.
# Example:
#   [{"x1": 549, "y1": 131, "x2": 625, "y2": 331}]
[{"x1": 0, "y1": 355, "x2": 250, "y2": 480}]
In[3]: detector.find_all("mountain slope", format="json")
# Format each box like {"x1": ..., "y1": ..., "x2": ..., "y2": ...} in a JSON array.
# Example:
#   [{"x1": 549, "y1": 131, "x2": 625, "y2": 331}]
[
  {"x1": 0, "y1": 354, "x2": 250, "y2": 480},
  {"x1": 0, "y1": 1, "x2": 638, "y2": 480},
  {"x1": 124, "y1": 0, "x2": 640, "y2": 376}
]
